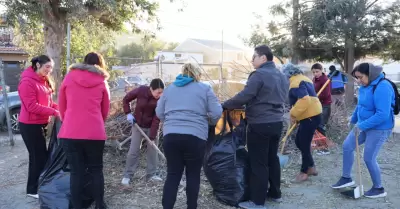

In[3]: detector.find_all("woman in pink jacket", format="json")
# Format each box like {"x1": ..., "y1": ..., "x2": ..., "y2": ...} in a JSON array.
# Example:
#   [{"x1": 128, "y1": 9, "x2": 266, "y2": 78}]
[
  {"x1": 58, "y1": 52, "x2": 110, "y2": 209},
  {"x1": 18, "y1": 55, "x2": 59, "y2": 199}
]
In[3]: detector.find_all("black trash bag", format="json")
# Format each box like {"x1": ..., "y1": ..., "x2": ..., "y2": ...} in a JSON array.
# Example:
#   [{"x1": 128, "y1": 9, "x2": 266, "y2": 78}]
[
  {"x1": 204, "y1": 111, "x2": 250, "y2": 207},
  {"x1": 38, "y1": 118, "x2": 94, "y2": 209}
]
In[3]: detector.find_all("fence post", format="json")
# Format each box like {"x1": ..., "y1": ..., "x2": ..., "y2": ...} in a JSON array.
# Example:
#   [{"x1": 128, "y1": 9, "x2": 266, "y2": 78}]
[{"x1": 0, "y1": 59, "x2": 14, "y2": 146}]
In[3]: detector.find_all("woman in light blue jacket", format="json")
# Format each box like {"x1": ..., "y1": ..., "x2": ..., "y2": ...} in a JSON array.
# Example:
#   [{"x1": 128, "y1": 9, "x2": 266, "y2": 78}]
[
  {"x1": 156, "y1": 63, "x2": 222, "y2": 209},
  {"x1": 331, "y1": 63, "x2": 395, "y2": 198}
]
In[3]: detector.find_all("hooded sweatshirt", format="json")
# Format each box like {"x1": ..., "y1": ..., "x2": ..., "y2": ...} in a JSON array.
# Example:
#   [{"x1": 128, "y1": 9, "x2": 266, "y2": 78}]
[
  {"x1": 57, "y1": 64, "x2": 110, "y2": 140},
  {"x1": 155, "y1": 74, "x2": 222, "y2": 140},
  {"x1": 18, "y1": 66, "x2": 58, "y2": 124},
  {"x1": 351, "y1": 63, "x2": 395, "y2": 131},
  {"x1": 313, "y1": 73, "x2": 332, "y2": 105}
]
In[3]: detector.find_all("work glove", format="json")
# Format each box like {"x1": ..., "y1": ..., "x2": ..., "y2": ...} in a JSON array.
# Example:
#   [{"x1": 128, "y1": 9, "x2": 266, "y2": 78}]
[
  {"x1": 127, "y1": 113, "x2": 136, "y2": 124},
  {"x1": 348, "y1": 121, "x2": 355, "y2": 130}
]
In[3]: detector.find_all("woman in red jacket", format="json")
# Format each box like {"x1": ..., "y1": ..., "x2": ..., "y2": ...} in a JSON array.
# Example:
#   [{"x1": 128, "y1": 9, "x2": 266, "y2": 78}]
[
  {"x1": 58, "y1": 52, "x2": 110, "y2": 209},
  {"x1": 311, "y1": 63, "x2": 332, "y2": 136},
  {"x1": 121, "y1": 78, "x2": 164, "y2": 186},
  {"x1": 18, "y1": 55, "x2": 59, "y2": 199}
]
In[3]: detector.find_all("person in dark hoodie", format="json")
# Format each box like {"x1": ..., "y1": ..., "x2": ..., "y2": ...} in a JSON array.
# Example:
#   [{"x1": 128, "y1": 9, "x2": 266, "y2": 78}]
[
  {"x1": 18, "y1": 55, "x2": 59, "y2": 199},
  {"x1": 311, "y1": 63, "x2": 332, "y2": 136},
  {"x1": 121, "y1": 78, "x2": 164, "y2": 185},
  {"x1": 58, "y1": 52, "x2": 110, "y2": 209},
  {"x1": 156, "y1": 62, "x2": 222, "y2": 209},
  {"x1": 222, "y1": 45, "x2": 289, "y2": 209},
  {"x1": 331, "y1": 63, "x2": 395, "y2": 198}
]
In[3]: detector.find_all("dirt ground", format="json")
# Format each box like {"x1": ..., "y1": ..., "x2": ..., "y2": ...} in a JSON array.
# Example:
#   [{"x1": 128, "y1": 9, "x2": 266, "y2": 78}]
[{"x1": 0, "y1": 132, "x2": 399, "y2": 209}]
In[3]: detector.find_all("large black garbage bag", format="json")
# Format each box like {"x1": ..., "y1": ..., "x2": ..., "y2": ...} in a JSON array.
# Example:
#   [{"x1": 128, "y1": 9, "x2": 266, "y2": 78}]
[
  {"x1": 38, "y1": 118, "x2": 94, "y2": 209},
  {"x1": 204, "y1": 111, "x2": 250, "y2": 207}
]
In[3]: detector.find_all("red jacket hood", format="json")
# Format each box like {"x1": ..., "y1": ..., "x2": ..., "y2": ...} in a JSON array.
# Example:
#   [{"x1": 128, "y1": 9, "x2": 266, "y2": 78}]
[
  {"x1": 67, "y1": 64, "x2": 109, "y2": 88},
  {"x1": 21, "y1": 66, "x2": 46, "y2": 83}
]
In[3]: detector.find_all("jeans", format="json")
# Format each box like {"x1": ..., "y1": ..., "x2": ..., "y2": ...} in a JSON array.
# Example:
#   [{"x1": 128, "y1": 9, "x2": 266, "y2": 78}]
[
  {"x1": 62, "y1": 139, "x2": 105, "y2": 209},
  {"x1": 123, "y1": 125, "x2": 158, "y2": 178},
  {"x1": 19, "y1": 122, "x2": 48, "y2": 194},
  {"x1": 295, "y1": 115, "x2": 321, "y2": 173},
  {"x1": 247, "y1": 122, "x2": 283, "y2": 205},
  {"x1": 342, "y1": 128, "x2": 392, "y2": 188},
  {"x1": 162, "y1": 134, "x2": 206, "y2": 209}
]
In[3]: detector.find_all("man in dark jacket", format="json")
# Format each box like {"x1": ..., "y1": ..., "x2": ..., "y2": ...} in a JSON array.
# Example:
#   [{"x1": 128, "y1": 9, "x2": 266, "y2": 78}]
[{"x1": 222, "y1": 45, "x2": 289, "y2": 209}]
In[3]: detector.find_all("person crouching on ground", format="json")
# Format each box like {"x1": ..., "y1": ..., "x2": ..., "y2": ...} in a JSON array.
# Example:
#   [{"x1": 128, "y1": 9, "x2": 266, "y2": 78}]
[
  {"x1": 121, "y1": 78, "x2": 165, "y2": 185},
  {"x1": 331, "y1": 63, "x2": 395, "y2": 198},
  {"x1": 58, "y1": 52, "x2": 110, "y2": 209},
  {"x1": 282, "y1": 64, "x2": 322, "y2": 183},
  {"x1": 156, "y1": 63, "x2": 222, "y2": 209},
  {"x1": 18, "y1": 55, "x2": 59, "y2": 199},
  {"x1": 223, "y1": 45, "x2": 289, "y2": 209}
]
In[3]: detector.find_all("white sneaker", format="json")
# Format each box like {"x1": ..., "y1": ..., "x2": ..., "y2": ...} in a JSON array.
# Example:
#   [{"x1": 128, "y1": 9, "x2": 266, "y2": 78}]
[
  {"x1": 149, "y1": 175, "x2": 162, "y2": 181},
  {"x1": 121, "y1": 177, "x2": 130, "y2": 186},
  {"x1": 27, "y1": 194, "x2": 39, "y2": 199}
]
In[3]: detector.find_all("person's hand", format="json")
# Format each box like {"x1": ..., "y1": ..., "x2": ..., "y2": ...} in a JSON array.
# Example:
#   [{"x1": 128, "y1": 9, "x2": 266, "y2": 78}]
[
  {"x1": 53, "y1": 110, "x2": 60, "y2": 118},
  {"x1": 348, "y1": 121, "x2": 355, "y2": 129},
  {"x1": 221, "y1": 103, "x2": 227, "y2": 111},
  {"x1": 291, "y1": 116, "x2": 297, "y2": 124},
  {"x1": 127, "y1": 113, "x2": 136, "y2": 124}
]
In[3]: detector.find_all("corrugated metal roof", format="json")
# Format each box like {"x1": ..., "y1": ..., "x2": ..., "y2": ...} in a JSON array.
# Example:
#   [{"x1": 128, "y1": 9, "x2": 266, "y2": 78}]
[{"x1": 191, "y1": 39, "x2": 243, "y2": 51}]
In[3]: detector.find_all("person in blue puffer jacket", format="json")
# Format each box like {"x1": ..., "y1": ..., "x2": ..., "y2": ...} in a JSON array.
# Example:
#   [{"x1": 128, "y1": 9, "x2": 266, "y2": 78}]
[{"x1": 331, "y1": 63, "x2": 395, "y2": 198}]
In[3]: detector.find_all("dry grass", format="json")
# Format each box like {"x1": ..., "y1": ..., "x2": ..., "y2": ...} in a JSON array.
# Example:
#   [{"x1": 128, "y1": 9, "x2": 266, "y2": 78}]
[{"x1": 326, "y1": 102, "x2": 354, "y2": 144}]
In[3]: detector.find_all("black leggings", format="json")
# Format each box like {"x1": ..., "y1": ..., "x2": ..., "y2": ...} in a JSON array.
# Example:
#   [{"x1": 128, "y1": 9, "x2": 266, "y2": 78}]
[
  {"x1": 295, "y1": 115, "x2": 321, "y2": 173},
  {"x1": 162, "y1": 134, "x2": 206, "y2": 209},
  {"x1": 19, "y1": 122, "x2": 48, "y2": 195},
  {"x1": 62, "y1": 139, "x2": 105, "y2": 209}
]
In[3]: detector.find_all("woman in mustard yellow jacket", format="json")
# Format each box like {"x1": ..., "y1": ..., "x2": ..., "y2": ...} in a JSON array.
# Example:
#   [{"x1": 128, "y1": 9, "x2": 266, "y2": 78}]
[{"x1": 282, "y1": 64, "x2": 322, "y2": 182}]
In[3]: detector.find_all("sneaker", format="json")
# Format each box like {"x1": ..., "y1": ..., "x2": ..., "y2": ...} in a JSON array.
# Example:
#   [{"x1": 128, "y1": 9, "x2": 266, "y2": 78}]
[
  {"x1": 316, "y1": 149, "x2": 330, "y2": 155},
  {"x1": 121, "y1": 177, "x2": 130, "y2": 186},
  {"x1": 149, "y1": 175, "x2": 162, "y2": 182},
  {"x1": 364, "y1": 187, "x2": 387, "y2": 198},
  {"x1": 267, "y1": 197, "x2": 282, "y2": 203},
  {"x1": 331, "y1": 177, "x2": 355, "y2": 189},
  {"x1": 266, "y1": 193, "x2": 282, "y2": 203},
  {"x1": 27, "y1": 194, "x2": 39, "y2": 199},
  {"x1": 238, "y1": 201, "x2": 266, "y2": 209}
]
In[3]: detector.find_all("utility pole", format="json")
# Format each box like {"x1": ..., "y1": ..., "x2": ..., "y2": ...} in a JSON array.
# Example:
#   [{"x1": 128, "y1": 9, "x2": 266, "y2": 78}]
[
  {"x1": 219, "y1": 29, "x2": 227, "y2": 101},
  {"x1": 0, "y1": 59, "x2": 14, "y2": 146}
]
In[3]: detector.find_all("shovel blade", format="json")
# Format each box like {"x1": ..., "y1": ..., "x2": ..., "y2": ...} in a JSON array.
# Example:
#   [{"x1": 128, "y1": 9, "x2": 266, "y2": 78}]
[
  {"x1": 340, "y1": 185, "x2": 364, "y2": 199},
  {"x1": 278, "y1": 154, "x2": 289, "y2": 168}
]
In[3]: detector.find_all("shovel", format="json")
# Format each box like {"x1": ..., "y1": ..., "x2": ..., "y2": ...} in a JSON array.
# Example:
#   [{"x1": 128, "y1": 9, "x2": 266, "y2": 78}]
[
  {"x1": 341, "y1": 127, "x2": 364, "y2": 199},
  {"x1": 279, "y1": 75, "x2": 333, "y2": 168}
]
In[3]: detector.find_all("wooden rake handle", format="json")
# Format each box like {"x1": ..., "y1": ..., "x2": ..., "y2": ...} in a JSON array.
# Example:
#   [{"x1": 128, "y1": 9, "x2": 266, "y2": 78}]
[{"x1": 134, "y1": 123, "x2": 166, "y2": 160}]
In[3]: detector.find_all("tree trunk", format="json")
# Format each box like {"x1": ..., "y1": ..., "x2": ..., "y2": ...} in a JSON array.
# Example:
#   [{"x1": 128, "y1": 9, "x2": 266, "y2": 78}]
[
  {"x1": 344, "y1": 37, "x2": 355, "y2": 106},
  {"x1": 291, "y1": 0, "x2": 300, "y2": 64},
  {"x1": 43, "y1": 13, "x2": 66, "y2": 101}
]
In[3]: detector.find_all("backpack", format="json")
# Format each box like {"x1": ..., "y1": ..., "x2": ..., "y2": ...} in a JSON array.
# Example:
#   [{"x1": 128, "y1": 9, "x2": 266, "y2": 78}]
[{"x1": 372, "y1": 77, "x2": 400, "y2": 115}]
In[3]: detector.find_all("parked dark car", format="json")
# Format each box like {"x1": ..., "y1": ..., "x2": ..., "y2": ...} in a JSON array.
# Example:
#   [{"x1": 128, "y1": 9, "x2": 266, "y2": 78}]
[{"x1": 0, "y1": 91, "x2": 21, "y2": 133}]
